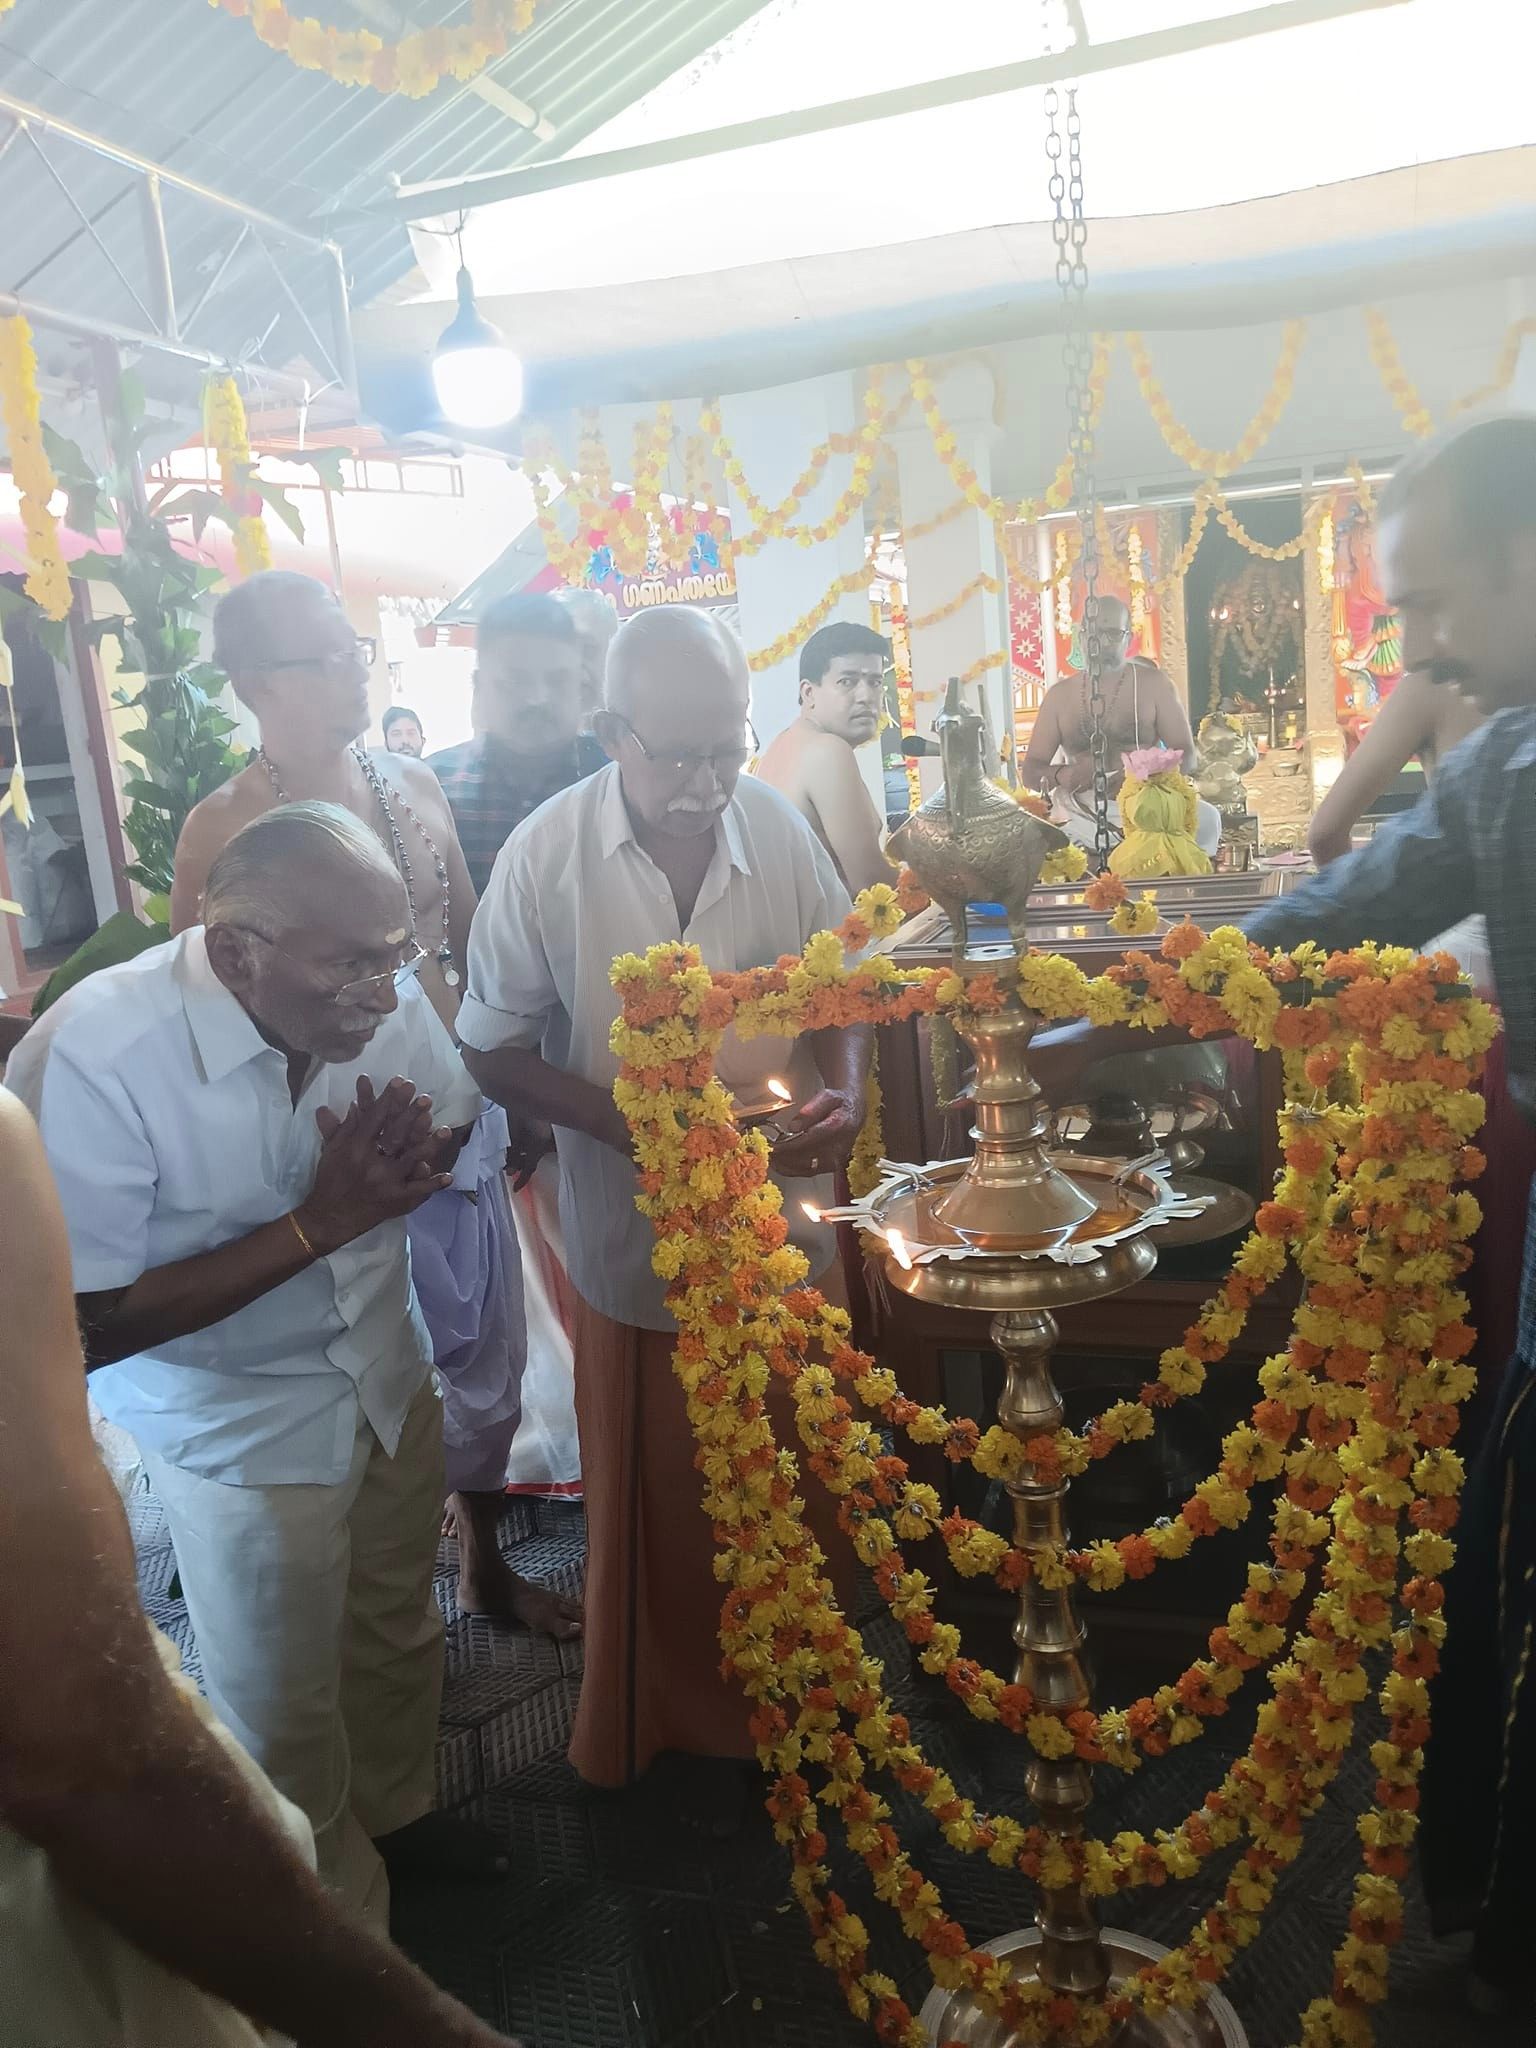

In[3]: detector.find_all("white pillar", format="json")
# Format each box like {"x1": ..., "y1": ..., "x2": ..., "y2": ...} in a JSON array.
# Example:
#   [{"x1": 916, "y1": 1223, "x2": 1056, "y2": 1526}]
[
  {"x1": 721, "y1": 374, "x2": 883, "y2": 812},
  {"x1": 891, "y1": 361, "x2": 1008, "y2": 797}
]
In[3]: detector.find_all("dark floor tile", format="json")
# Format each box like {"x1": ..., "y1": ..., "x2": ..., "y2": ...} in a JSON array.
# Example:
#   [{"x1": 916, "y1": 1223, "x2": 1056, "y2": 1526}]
[{"x1": 479, "y1": 1678, "x2": 579, "y2": 1784}]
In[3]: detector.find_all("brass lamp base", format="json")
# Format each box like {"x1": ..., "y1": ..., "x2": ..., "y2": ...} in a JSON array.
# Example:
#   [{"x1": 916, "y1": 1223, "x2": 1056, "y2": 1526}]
[{"x1": 918, "y1": 1928, "x2": 1248, "y2": 2046}]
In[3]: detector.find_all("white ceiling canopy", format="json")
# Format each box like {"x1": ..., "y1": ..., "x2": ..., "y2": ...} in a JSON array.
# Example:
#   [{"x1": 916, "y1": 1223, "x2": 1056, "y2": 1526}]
[{"x1": 406, "y1": 0, "x2": 1533, "y2": 303}]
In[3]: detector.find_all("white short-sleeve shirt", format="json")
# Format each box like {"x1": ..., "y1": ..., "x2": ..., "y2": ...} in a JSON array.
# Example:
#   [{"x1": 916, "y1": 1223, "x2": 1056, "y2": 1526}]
[
  {"x1": 457, "y1": 764, "x2": 853, "y2": 1330},
  {"x1": 5, "y1": 929, "x2": 482, "y2": 1486}
]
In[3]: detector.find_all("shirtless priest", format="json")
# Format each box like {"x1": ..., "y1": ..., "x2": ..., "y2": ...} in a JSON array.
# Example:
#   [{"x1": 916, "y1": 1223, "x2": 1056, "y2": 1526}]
[
  {"x1": 754, "y1": 621, "x2": 895, "y2": 897},
  {"x1": 1020, "y1": 596, "x2": 1221, "y2": 856}
]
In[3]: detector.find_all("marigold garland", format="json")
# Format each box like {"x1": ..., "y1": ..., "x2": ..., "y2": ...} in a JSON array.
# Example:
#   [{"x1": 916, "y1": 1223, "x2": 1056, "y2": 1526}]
[
  {"x1": 609, "y1": 883, "x2": 1493, "y2": 2048},
  {"x1": 1127, "y1": 322, "x2": 1307, "y2": 476},
  {"x1": 207, "y1": 0, "x2": 540, "y2": 98},
  {"x1": 1363, "y1": 307, "x2": 1434, "y2": 441},
  {"x1": 203, "y1": 374, "x2": 272, "y2": 577},
  {"x1": 0, "y1": 315, "x2": 71, "y2": 622}
]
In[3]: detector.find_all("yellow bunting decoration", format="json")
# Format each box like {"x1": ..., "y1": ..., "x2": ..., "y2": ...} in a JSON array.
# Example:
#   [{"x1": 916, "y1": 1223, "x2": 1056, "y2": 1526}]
[
  {"x1": 0, "y1": 315, "x2": 71, "y2": 622},
  {"x1": 203, "y1": 375, "x2": 273, "y2": 577},
  {"x1": 206, "y1": 0, "x2": 541, "y2": 99},
  {"x1": 1127, "y1": 321, "x2": 1306, "y2": 475},
  {"x1": 907, "y1": 341, "x2": 1112, "y2": 533},
  {"x1": 708, "y1": 375, "x2": 890, "y2": 557},
  {"x1": 1364, "y1": 307, "x2": 1434, "y2": 439},
  {"x1": 907, "y1": 569, "x2": 1002, "y2": 634},
  {"x1": 610, "y1": 895, "x2": 1492, "y2": 2048},
  {"x1": 1209, "y1": 481, "x2": 1327, "y2": 563},
  {"x1": 1452, "y1": 314, "x2": 1536, "y2": 415}
]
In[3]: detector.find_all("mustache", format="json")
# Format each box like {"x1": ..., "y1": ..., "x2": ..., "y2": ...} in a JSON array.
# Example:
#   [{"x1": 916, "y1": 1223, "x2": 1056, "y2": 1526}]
[{"x1": 667, "y1": 797, "x2": 725, "y2": 815}]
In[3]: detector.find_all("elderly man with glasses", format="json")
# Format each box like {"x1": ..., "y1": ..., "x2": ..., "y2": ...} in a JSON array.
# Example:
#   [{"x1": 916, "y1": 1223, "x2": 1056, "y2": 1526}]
[
  {"x1": 457, "y1": 605, "x2": 871, "y2": 1822},
  {"x1": 172, "y1": 572, "x2": 575, "y2": 1645},
  {"x1": 7, "y1": 803, "x2": 484, "y2": 1921}
]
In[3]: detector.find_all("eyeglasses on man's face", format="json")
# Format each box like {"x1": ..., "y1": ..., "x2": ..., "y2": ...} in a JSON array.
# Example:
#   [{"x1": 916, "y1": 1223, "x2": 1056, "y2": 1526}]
[
  {"x1": 239, "y1": 930, "x2": 428, "y2": 1007},
  {"x1": 613, "y1": 715, "x2": 758, "y2": 780},
  {"x1": 253, "y1": 637, "x2": 377, "y2": 678}
]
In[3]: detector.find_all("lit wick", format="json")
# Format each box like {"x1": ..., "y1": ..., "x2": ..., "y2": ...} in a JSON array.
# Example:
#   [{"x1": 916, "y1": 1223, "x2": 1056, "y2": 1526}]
[
  {"x1": 800, "y1": 1200, "x2": 823, "y2": 1224},
  {"x1": 766, "y1": 1077, "x2": 793, "y2": 1104},
  {"x1": 886, "y1": 1227, "x2": 914, "y2": 1271}
]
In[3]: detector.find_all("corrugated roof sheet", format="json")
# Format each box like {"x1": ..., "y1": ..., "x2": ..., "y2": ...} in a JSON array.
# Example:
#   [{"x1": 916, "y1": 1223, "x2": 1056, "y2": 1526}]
[{"x1": 0, "y1": 0, "x2": 768, "y2": 381}]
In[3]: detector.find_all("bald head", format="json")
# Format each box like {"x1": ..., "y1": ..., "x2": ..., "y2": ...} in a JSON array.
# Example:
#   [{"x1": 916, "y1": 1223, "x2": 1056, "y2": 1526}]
[
  {"x1": 597, "y1": 608, "x2": 753, "y2": 841},
  {"x1": 605, "y1": 605, "x2": 749, "y2": 717},
  {"x1": 213, "y1": 572, "x2": 373, "y2": 750},
  {"x1": 1086, "y1": 593, "x2": 1134, "y2": 671}
]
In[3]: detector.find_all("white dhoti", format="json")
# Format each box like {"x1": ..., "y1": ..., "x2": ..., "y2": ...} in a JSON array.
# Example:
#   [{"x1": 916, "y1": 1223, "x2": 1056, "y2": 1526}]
[
  {"x1": 142, "y1": 1379, "x2": 445, "y2": 1922},
  {"x1": 1052, "y1": 789, "x2": 1223, "y2": 858},
  {"x1": 505, "y1": 1155, "x2": 582, "y2": 1497},
  {"x1": 0, "y1": 1633, "x2": 311, "y2": 2047}
]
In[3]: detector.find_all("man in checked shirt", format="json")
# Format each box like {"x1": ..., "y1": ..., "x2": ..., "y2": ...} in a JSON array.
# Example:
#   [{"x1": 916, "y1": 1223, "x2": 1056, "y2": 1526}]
[{"x1": 1031, "y1": 412, "x2": 1536, "y2": 2015}]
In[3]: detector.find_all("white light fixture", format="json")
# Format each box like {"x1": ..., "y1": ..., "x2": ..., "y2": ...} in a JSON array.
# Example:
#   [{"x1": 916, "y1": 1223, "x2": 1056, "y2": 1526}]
[{"x1": 431, "y1": 261, "x2": 523, "y2": 430}]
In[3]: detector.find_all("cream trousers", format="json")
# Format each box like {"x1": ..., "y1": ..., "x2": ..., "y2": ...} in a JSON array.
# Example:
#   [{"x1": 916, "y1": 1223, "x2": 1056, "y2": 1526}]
[{"x1": 144, "y1": 1378, "x2": 445, "y2": 1923}]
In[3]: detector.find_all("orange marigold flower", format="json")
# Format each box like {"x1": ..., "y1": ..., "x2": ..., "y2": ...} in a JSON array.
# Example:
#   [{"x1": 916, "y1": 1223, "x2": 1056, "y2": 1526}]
[
  {"x1": 1086, "y1": 872, "x2": 1129, "y2": 911},
  {"x1": 1304, "y1": 1046, "x2": 1342, "y2": 1088},
  {"x1": 1256, "y1": 1202, "x2": 1304, "y2": 1239},
  {"x1": 1163, "y1": 925, "x2": 1212, "y2": 962},
  {"x1": 1284, "y1": 1133, "x2": 1328, "y2": 1176}
]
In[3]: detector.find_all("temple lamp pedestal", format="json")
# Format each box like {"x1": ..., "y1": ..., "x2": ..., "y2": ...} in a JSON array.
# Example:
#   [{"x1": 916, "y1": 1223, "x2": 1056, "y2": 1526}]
[{"x1": 869, "y1": 972, "x2": 1248, "y2": 2048}]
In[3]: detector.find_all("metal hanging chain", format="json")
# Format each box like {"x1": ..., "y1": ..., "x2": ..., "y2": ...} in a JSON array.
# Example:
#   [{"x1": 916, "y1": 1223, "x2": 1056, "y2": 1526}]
[{"x1": 1044, "y1": 58, "x2": 1111, "y2": 869}]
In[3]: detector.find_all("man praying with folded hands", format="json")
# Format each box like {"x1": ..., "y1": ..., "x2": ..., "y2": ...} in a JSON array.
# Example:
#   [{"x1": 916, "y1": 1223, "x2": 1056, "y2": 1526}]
[{"x1": 7, "y1": 802, "x2": 483, "y2": 1922}]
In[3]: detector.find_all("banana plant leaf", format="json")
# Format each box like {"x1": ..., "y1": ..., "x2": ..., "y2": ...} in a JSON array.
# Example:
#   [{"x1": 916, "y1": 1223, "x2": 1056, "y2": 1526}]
[{"x1": 30, "y1": 911, "x2": 171, "y2": 1018}]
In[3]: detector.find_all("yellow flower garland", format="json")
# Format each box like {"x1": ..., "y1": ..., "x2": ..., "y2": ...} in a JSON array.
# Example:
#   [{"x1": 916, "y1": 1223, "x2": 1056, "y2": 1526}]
[
  {"x1": 202, "y1": 374, "x2": 272, "y2": 577},
  {"x1": 206, "y1": 0, "x2": 540, "y2": 98},
  {"x1": 0, "y1": 315, "x2": 71, "y2": 622},
  {"x1": 1127, "y1": 321, "x2": 1306, "y2": 476},
  {"x1": 1364, "y1": 306, "x2": 1434, "y2": 440},
  {"x1": 907, "y1": 343, "x2": 1113, "y2": 533},
  {"x1": 609, "y1": 891, "x2": 1493, "y2": 2048}
]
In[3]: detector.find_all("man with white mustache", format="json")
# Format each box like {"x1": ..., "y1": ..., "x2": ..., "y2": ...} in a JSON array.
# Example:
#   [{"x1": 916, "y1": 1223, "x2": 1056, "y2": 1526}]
[{"x1": 457, "y1": 606, "x2": 870, "y2": 1817}]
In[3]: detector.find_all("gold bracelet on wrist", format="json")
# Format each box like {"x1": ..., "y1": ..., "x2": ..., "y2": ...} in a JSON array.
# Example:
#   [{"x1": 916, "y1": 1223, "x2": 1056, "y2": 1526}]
[{"x1": 287, "y1": 1210, "x2": 320, "y2": 1261}]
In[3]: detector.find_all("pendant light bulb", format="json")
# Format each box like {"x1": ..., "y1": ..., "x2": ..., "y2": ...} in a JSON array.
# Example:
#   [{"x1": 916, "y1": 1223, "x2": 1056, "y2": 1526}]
[{"x1": 431, "y1": 264, "x2": 524, "y2": 430}]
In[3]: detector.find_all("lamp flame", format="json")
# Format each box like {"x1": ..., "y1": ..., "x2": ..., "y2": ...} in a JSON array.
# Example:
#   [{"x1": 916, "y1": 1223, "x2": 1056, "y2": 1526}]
[
  {"x1": 886, "y1": 1227, "x2": 914, "y2": 1271},
  {"x1": 766, "y1": 1077, "x2": 793, "y2": 1103},
  {"x1": 801, "y1": 1201, "x2": 823, "y2": 1224}
]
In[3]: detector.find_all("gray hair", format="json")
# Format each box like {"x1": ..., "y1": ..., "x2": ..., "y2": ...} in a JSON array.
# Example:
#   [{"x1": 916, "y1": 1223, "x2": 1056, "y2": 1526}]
[
  {"x1": 553, "y1": 587, "x2": 619, "y2": 640},
  {"x1": 203, "y1": 802, "x2": 402, "y2": 934},
  {"x1": 605, "y1": 605, "x2": 748, "y2": 716},
  {"x1": 213, "y1": 570, "x2": 336, "y2": 682}
]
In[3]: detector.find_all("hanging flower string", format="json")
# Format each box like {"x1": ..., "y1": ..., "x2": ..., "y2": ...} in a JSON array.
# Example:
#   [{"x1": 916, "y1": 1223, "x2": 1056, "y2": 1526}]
[
  {"x1": 203, "y1": 375, "x2": 273, "y2": 577},
  {"x1": 608, "y1": 882, "x2": 1492, "y2": 2048},
  {"x1": 206, "y1": 0, "x2": 541, "y2": 98},
  {"x1": 0, "y1": 314, "x2": 71, "y2": 622}
]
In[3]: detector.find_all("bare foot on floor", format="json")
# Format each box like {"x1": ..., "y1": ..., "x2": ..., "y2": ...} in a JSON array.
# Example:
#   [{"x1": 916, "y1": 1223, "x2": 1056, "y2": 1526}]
[{"x1": 459, "y1": 1556, "x2": 583, "y2": 1640}]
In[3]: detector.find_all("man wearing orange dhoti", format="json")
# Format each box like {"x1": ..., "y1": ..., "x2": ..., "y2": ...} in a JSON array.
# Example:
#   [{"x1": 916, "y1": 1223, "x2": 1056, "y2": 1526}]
[{"x1": 458, "y1": 607, "x2": 870, "y2": 1804}]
